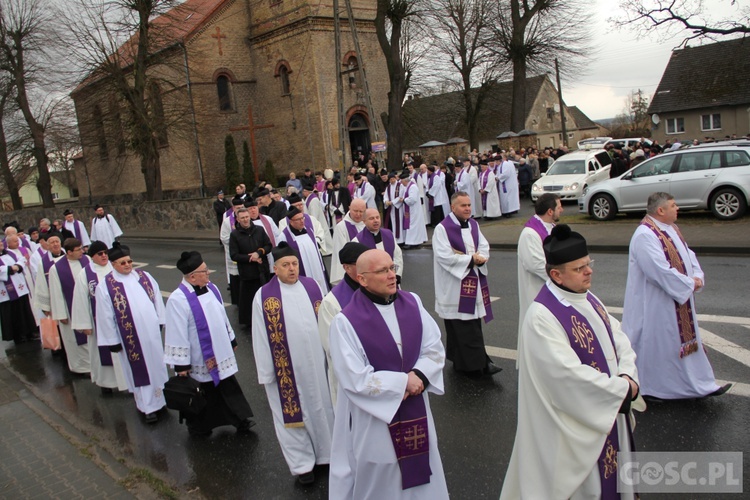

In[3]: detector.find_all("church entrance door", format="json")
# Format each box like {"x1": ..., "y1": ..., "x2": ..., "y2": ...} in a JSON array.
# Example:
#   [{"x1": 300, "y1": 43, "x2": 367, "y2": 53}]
[{"x1": 348, "y1": 113, "x2": 371, "y2": 159}]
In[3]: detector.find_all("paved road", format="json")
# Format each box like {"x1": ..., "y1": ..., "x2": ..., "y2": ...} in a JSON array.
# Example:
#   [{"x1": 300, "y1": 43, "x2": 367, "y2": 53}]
[{"x1": 2, "y1": 238, "x2": 748, "y2": 498}]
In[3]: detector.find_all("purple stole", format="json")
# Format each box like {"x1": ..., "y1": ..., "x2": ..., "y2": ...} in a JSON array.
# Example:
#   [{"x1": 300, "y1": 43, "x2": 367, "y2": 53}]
[
  {"x1": 342, "y1": 290, "x2": 431, "y2": 489},
  {"x1": 327, "y1": 191, "x2": 343, "y2": 224},
  {"x1": 499, "y1": 164, "x2": 508, "y2": 193},
  {"x1": 355, "y1": 228, "x2": 395, "y2": 259},
  {"x1": 256, "y1": 216, "x2": 276, "y2": 246},
  {"x1": 402, "y1": 182, "x2": 415, "y2": 230},
  {"x1": 305, "y1": 194, "x2": 316, "y2": 210},
  {"x1": 439, "y1": 216, "x2": 493, "y2": 322},
  {"x1": 67, "y1": 220, "x2": 83, "y2": 241},
  {"x1": 42, "y1": 252, "x2": 58, "y2": 284},
  {"x1": 20, "y1": 237, "x2": 31, "y2": 250},
  {"x1": 55, "y1": 256, "x2": 91, "y2": 345},
  {"x1": 330, "y1": 278, "x2": 357, "y2": 309},
  {"x1": 641, "y1": 217, "x2": 698, "y2": 357},
  {"x1": 225, "y1": 209, "x2": 236, "y2": 228},
  {"x1": 384, "y1": 184, "x2": 401, "y2": 238},
  {"x1": 427, "y1": 174, "x2": 435, "y2": 211},
  {"x1": 1, "y1": 252, "x2": 25, "y2": 300},
  {"x1": 85, "y1": 264, "x2": 113, "y2": 366},
  {"x1": 104, "y1": 269, "x2": 157, "y2": 387},
  {"x1": 283, "y1": 217, "x2": 329, "y2": 285},
  {"x1": 524, "y1": 216, "x2": 551, "y2": 242},
  {"x1": 260, "y1": 276, "x2": 323, "y2": 427},
  {"x1": 534, "y1": 285, "x2": 621, "y2": 499},
  {"x1": 357, "y1": 181, "x2": 368, "y2": 197},
  {"x1": 178, "y1": 282, "x2": 224, "y2": 386},
  {"x1": 344, "y1": 220, "x2": 359, "y2": 240},
  {"x1": 479, "y1": 169, "x2": 491, "y2": 211}
]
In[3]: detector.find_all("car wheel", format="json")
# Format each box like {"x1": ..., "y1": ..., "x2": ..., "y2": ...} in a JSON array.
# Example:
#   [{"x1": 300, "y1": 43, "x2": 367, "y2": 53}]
[
  {"x1": 590, "y1": 193, "x2": 617, "y2": 221},
  {"x1": 710, "y1": 188, "x2": 747, "y2": 220}
]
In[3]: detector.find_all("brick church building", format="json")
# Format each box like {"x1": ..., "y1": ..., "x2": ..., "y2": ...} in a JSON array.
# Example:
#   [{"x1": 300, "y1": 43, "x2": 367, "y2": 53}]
[{"x1": 71, "y1": 0, "x2": 388, "y2": 198}]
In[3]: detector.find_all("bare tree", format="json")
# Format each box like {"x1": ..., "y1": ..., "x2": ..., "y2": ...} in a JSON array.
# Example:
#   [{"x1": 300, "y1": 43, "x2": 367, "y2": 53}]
[
  {"x1": 0, "y1": 0, "x2": 56, "y2": 207},
  {"x1": 64, "y1": 0, "x2": 191, "y2": 201},
  {"x1": 376, "y1": 0, "x2": 419, "y2": 172},
  {"x1": 619, "y1": 0, "x2": 749, "y2": 44},
  {"x1": 492, "y1": 0, "x2": 591, "y2": 132},
  {"x1": 425, "y1": 0, "x2": 506, "y2": 150},
  {"x1": 0, "y1": 75, "x2": 20, "y2": 209}
]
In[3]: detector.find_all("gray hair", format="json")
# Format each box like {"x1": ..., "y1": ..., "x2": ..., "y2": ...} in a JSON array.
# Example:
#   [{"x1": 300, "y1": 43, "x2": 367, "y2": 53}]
[
  {"x1": 646, "y1": 192, "x2": 674, "y2": 215},
  {"x1": 450, "y1": 191, "x2": 470, "y2": 204}
]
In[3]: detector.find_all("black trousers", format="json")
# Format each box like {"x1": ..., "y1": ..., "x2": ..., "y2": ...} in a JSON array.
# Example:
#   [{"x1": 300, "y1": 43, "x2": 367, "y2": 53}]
[
  {"x1": 229, "y1": 274, "x2": 240, "y2": 305},
  {"x1": 183, "y1": 375, "x2": 253, "y2": 434},
  {"x1": 444, "y1": 318, "x2": 490, "y2": 372},
  {"x1": 0, "y1": 295, "x2": 38, "y2": 343},
  {"x1": 238, "y1": 278, "x2": 262, "y2": 325},
  {"x1": 430, "y1": 206, "x2": 445, "y2": 227}
]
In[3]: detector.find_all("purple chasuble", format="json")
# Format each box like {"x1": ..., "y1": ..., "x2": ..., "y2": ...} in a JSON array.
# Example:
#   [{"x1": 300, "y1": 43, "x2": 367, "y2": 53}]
[
  {"x1": 341, "y1": 290, "x2": 432, "y2": 489},
  {"x1": 260, "y1": 276, "x2": 323, "y2": 427},
  {"x1": 641, "y1": 217, "x2": 698, "y2": 358},
  {"x1": 178, "y1": 282, "x2": 224, "y2": 386},
  {"x1": 402, "y1": 182, "x2": 415, "y2": 230},
  {"x1": 355, "y1": 228, "x2": 395, "y2": 258},
  {"x1": 524, "y1": 216, "x2": 552, "y2": 242},
  {"x1": 104, "y1": 269, "x2": 157, "y2": 387},
  {"x1": 534, "y1": 285, "x2": 621, "y2": 500},
  {"x1": 85, "y1": 264, "x2": 113, "y2": 366},
  {"x1": 55, "y1": 256, "x2": 91, "y2": 345},
  {"x1": 439, "y1": 217, "x2": 494, "y2": 322}
]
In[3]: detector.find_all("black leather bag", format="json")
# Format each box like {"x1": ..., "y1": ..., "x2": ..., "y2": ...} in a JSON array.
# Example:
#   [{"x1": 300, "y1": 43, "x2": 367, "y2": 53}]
[{"x1": 164, "y1": 376, "x2": 207, "y2": 415}]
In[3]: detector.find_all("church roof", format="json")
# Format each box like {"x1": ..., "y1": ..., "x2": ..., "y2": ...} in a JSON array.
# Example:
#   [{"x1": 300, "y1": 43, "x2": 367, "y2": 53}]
[
  {"x1": 402, "y1": 75, "x2": 548, "y2": 150},
  {"x1": 73, "y1": 0, "x2": 230, "y2": 94},
  {"x1": 648, "y1": 37, "x2": 750, "y2": 114}
]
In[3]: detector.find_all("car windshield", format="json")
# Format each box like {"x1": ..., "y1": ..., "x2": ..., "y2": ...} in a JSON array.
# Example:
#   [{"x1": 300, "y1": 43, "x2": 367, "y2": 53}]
[{"x1": 547, "y1": 159, "x2": 585, "y2": 175}]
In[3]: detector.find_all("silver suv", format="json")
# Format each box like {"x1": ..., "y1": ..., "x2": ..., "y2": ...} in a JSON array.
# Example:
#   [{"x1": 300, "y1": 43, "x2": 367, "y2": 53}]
[{"x1": 578, "y1": 144, "x2": 750, "y2": 220}]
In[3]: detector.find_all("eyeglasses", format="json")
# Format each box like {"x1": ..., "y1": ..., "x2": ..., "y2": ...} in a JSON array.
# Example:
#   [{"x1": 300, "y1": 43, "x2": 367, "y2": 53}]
[
  {"x1": 96, "y1": 251, "x2": 108, "y2": 256},
  {"x1": 115, "y1": 260, "x2": 133, "y2": 265},
  {"x1": 191, "y1": 269, "x2": 211, "y2": 275},
  {"x1": 569, "y1": 260, "x2": 595, "y2": 274},
  {"x1": 361, "y1": 264, "x2": 398, "y2": 276}
]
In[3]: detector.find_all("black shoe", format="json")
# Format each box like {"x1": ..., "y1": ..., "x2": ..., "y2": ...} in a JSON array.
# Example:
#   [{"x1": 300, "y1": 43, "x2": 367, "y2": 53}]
[
  {"x1": 297, "y1": 471, "x2": 315, "y2": 485},
  {"x1": 236, "y1": 419, "x2": 257, "y2": 434},
  {"x1": 707, "y1": 383, "x2": 732, "y2": 397},
  {"x1": 484, "y1": 363, "x2": 502, "y2": 376},
  {"x1": 101, "y1": 387, "x2": 114, "y2": 395},
  {"x1": 144, "y1": 412, "x2": 159, "y2": 424},
  {"x1": 189, "y1": 428, "x2": 212, "y2": 437},
  {"x1": 642, "y1": 395, "x2": 665, "y2": 404}
]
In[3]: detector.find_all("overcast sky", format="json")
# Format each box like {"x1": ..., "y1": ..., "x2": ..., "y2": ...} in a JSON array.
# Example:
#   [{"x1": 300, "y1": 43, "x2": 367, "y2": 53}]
[{"x1": 561, "y1": 0, "x2": 743, "y2": 121}]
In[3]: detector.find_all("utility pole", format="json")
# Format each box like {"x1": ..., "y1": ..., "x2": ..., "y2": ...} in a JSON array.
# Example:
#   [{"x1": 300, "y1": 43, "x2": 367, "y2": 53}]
[{"x1": 555, "y1": 58, "x2": 568, "y2": 147}]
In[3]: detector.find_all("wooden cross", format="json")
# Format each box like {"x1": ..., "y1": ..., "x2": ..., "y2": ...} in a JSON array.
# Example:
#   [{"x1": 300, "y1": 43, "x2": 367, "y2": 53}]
[
  {"x1": 211, "y1": 26, "x2": 227, "y2": 56},
  {"x1": 230, "y1": 103, "x2": 275, "y2": 183}
]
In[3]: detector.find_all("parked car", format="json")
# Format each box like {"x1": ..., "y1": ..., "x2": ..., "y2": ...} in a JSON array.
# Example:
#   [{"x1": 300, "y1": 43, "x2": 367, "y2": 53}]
[
  {"x1": 531, "y1": 149, "x2": 612, "y2": 201},
  {"x1": 603, "y1": 137, "x2": 652, "y2": 151},
  {"x1": 578, "y1": 144, "x2": 750, "y2": 220},
  {"x1": 577, "y1": 137, "x2": 612, "y2": 150}
]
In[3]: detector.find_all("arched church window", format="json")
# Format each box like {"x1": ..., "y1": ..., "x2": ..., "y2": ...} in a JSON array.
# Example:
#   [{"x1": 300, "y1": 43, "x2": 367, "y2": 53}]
[
  {"x1": 275, "y1": 60, "x2": 292, "y2": 96},
  {"x1": 216, "y1": 74, "x2": 234, "y2": 111},
  {"x1": 93, "y1": 105, "x2": 108, "y2": 161}
]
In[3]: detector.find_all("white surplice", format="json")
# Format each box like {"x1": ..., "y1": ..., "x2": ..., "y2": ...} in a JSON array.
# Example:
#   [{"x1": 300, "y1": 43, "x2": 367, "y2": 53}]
[
  {"x1": 253, "y1": 214, "x2": 282, "y2": 269},
  {"x1": 354, "y1": 180, "x2": 377, "y2": 209},
  {"x1": 516, "y1": 216, "x2": 553, "y2": 363},
  {"x1": 279, "y1": 214, "x2": 329, "y2": 259},
  {"x1": 432, "y1": 213, "x2": 490, "y2": 320},
  {"x1": 251, "y1": 279, "x2": 334, "y2": 475},
  {"x1": 351, "y1": 230, "x2": 403, "y2": 280},
  {"x1": 96, "y1": 270, "x2": 168, "y2": 414},
  {"x1": 90, "y1": 215, "x2": 123, "y2": 248},
  {"x1": 478, "y1": 169, "x2": 502, "y2": 218},
  {"x1": 49, "y1": 259, "x2": 91, "y2": 374},
  {"x1": 281, "y1": 227, "x2": 329, "y2": 293},
  {"x1": 329, "y1": 292, "x2": 449, "y2": 500},
  {"x1": 622, "y1": 217, "x2": 720, "y2": 399},
  {"x1": 220, "y1": 215, "x2": 238, "y2": 282},
  {"x1": 71, "y1": 261, "x2": 128, "y2": 390},
  {"x1": 427, "y1": 173, "x2": 450, "y2": 220},
  {"x1": 417, "y1": 171, "x2": 430, "y2": 222},
  {"x1": 33, "y1": 252, "x2": 65, "y2": 313},
  {"x1": 496, "y1": 161, "x2": 520, "y2": 214},
  {"x1": 329, "y1": 214, "x2": 365, "y2": 285},
  {"x1": 317, "y1": 287, "x2": 347, "y2": 409},
  {"x1": 501, "y1": 282, "x2": 641, "y2": 500},
  {"x1": 164, "y1": 280, "x2": 238, "y2": 382},
  {"x1": 63, "y1": 219, "x2": 91, "y2": 247},
  {"x1": 305, "y1": 194, "x2": 333, "y2": 256},
  {"x1": 384, "y1": 182, "x2": 405, "y2": 244},
  {"x1": 455, "y1": 166, "x2": 480, "y2": 217},
  {"x1": 401, "y1": 181, "x2": 427, "y2": 245}
]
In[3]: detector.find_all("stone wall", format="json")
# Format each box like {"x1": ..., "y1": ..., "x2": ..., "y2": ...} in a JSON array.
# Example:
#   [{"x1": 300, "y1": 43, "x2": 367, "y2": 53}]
[{"x1": 2, "y1": 197, "x2": 218, "y2": 234}]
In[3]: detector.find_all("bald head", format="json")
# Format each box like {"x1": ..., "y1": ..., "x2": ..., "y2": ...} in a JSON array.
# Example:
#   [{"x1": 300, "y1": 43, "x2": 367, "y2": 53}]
[
  {"x1": 349, "y1": 199, "x2": 366, "y2": 223},
  {"x1": 356, "y1": 249, "x2": 397, "y2": 299}
]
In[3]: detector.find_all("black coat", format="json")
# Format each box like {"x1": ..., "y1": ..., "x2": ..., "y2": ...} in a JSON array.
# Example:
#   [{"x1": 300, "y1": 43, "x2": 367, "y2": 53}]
[
  {"x1": 229, "y1": 224, "x2": 272, "y2": 281},
  {"x1": 261, "y1": 200, "x2": 288, "y2": 225}
]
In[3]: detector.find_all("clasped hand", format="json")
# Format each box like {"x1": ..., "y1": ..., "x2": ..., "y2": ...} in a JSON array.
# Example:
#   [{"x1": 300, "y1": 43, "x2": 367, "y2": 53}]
[{"x1": 403, "y1": 371, "x2": 424, "y2": 400}]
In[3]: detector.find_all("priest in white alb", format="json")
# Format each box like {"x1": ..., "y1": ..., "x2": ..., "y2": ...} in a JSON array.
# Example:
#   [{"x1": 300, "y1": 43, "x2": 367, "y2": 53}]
[
  {"x1": 622, "y1": 192, "x2": 730, "y2": 399},
  {"x1": 352, "y1": 208, "x2": 403, "y2": 285},
  {"x1": 454, "y1": 158, "x2": 480, "y2": 218},
  {"x1": 96, "y1": 243, "x2": 168, "y2": 423},
  {"x1": 329, "y1": 249, "x2": 449, "y2": 499},
  {"x1": 89, "y1": 205, "x2": 123, "y2": 248},
  {"x1": 477, "y1": 160, "x2": 502, "y2": 219},
  {"x1": 501, "y1": 224, "x2": 644, "y2": 500},
  {"x1": 279, "y1": 193, "x2": 331, "y2": 257},
  {"x1": 71, "y1": 241, "x2": 127, "y2": 393},
  {"x1": 329, "y1": 199, "x2": 366, "y2": 285},
  {"x1": 516, "y1": 193, "x2": 561, "y2": 363},
  {"x1": 495, "y1": 155, "x2": 520, "y2": 216},
  {"x1": 426, "y1": 165, "x2": 449, "y2": 226},
  {"x1": 251, "y1": 242, "x2": 334, "y2": 485},
  {"x1": 398, "y1": 172, "x2": 428, "y2": 248},
  {"x1": 48, "y1": 238, "x2": 91, "y2": 374},
  {"x1": 62, "y1": 209, "x2": 91, "y2": 248},
  {"x1": 279, "y1": 206, "x2": 329, "y2": 293},
  {"x1": 383, "y1": 173, "x2": 405, "y2": 244},
  {"x1": 301, "y1": 186, "x2": 333, "y2": 256}
]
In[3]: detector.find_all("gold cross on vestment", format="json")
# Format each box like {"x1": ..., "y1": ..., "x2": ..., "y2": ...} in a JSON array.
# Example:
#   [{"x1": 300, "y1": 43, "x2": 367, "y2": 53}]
[
  {"x1": 403, "y1": 424, "x2": 426, "y2": 451},
  {"x1": 211, "y1": 27, "x2": 227, "y2": 56},
  {"x1": 462, "y1": 281, "x2": 477, "y2": 295}
]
